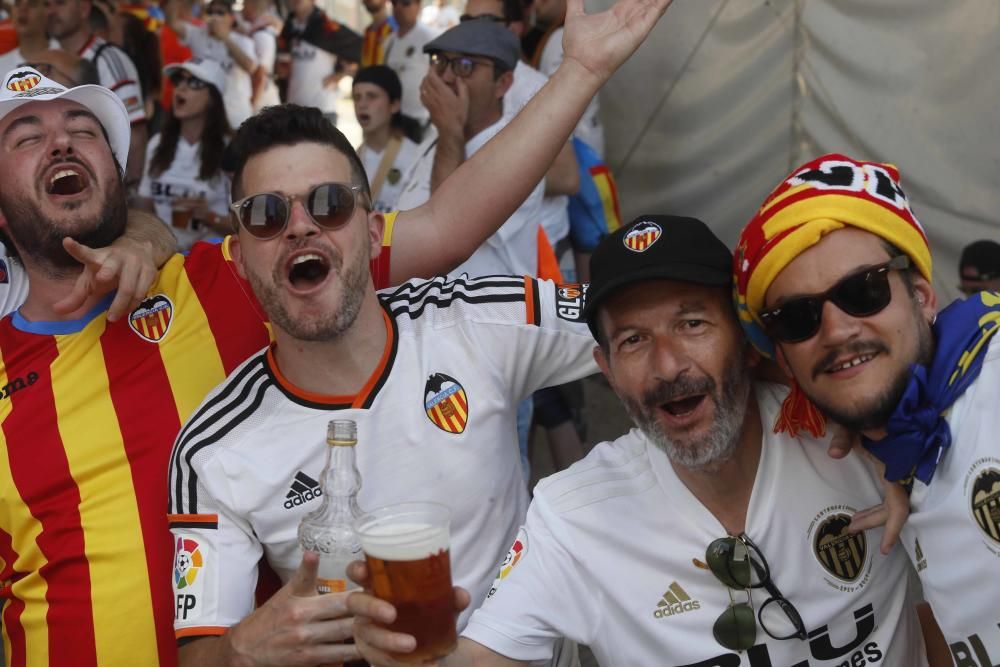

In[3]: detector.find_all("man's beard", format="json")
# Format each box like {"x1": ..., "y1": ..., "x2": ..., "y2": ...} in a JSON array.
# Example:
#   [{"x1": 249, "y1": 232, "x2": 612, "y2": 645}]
[
  {"x1": 622, "y1": 346, "x2": 753, "y2": 471},
  {"x1": 0, "y1": 180, "x2": 127, "y2": 278},
  {"x1": 246, "y1": 240, "x2": 369, "y2": 342},
  {"x1": 801, "y1": 304, "x2": 935, "y2": 431}
]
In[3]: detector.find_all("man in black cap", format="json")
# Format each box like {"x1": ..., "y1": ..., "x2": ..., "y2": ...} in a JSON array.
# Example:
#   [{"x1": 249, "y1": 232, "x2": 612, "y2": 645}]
[
  {"x1": 349, "y1": 216, "x2": 934, "y2": 666},
  {"x1": 958, "y1": 240, "x2": 1000, "y2": 295}
]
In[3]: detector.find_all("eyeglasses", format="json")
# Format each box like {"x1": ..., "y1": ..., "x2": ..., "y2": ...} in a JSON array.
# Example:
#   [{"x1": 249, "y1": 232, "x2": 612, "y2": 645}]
[
  {"x1": 229, "y1": 182, "x2": 366, "y2": 240},
  {"x1": 390, "y1": 0, "x2": 415, "y2": 6},
  {"x1": 459, "y1": 13, "x2": 507, "y2": 23},
  {"x1": 429, "y1": 52, "x2": 495, "y2": 78},
  {"x1": 706, "y1": 534, "x2": 807, "y2": 651},
  {"x1": 169, "y1": 71, "x2": 209, "y2": 90},
  {"x1": 758, "y1": 255, "x2": 911, "y2": 344},
  {"x1": 205, "y1": 6, "x2": 230, "y2": 14}
]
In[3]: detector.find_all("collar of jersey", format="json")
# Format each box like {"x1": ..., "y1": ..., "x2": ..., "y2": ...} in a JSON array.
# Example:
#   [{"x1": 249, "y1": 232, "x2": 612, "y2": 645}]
[
  {"x1": 264, "y1": 304, "x2": 398, "y2": 410},
  {"x1": 12, "y1": 291, "x2": 116, "y2": 335}
]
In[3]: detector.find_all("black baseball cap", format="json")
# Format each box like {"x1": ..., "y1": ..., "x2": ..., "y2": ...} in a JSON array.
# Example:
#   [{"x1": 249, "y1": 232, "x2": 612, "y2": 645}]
[
  {"x1": 959, "y1": 240, "x2": 1000, "y2": 281},
  {"x1": 582, "y1": 215, "x2": 733, "y2": 338}
]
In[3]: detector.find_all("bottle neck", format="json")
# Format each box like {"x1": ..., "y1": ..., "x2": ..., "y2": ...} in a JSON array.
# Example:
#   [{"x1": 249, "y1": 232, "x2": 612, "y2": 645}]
[{"x1": 318, "y1": 443, "x2": 362, "y2": 517}]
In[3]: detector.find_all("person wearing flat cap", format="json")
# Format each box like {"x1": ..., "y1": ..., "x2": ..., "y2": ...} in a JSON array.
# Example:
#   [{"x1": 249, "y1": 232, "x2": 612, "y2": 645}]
[{"x1": 397, "y1": 18, "x2": 543, "y2": 280}]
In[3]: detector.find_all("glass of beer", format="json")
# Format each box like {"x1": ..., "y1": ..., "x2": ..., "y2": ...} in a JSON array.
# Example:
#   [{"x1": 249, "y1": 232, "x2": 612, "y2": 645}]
[
  {"x1": 354, "y1": 502, "x2": 456, "y2": 663},
  {"x1": 171, "y1": 202, "x2": 193, "y2": 229}
]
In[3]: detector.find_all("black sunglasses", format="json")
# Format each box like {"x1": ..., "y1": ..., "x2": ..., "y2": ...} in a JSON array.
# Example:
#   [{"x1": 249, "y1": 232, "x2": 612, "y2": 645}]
[
  {"x1": 169, "y1": 71, "x2": 209, "y2": 90},
  {"x1": 758, "y1": 255, "x2": 911, "y2": 344},
  {"x1": 229, "y1": 182, "x2": 366, "y2": 240},
  {"x1": 706, "y1": 534, "x2": 807, "y2": 651}
]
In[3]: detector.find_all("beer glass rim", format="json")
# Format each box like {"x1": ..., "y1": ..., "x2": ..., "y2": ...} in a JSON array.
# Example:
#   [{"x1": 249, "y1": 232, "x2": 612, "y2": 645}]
[{"x1": 354, "y1": 501, "x2": 451, "y2": 550}]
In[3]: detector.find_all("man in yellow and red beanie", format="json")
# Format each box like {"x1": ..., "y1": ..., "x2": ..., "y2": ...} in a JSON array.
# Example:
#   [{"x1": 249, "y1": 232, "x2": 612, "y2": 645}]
[{"x1": 735, "y1": 153, "x2": 1000, "y2": 664}]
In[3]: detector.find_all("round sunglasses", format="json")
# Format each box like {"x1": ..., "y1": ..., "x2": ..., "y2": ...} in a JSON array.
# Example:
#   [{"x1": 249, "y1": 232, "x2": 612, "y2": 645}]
[
  {"x1": 706, "y1": 534, "x2": 807, "y2": 652},
  {"x1": 169, "y1": 71, "x2": 209, "y2": 90},
  {"x1": 758, "y1": 255, "x2": 912, "y2": 344},
  {"x1": 229, "y1": 182, "x2": 366, "y2": 240}
]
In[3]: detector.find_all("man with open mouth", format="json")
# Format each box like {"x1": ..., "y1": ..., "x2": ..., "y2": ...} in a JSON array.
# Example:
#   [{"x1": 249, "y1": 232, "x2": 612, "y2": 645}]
[
  {"x1": 348, "y1": 216, "x2": 942, "y2": 666},
  {"x1": 735, "y1": 153, "x2": 1000, "y2": 666}
]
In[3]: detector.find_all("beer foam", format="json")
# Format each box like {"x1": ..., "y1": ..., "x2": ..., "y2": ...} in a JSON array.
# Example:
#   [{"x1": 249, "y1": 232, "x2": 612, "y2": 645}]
[{"x1": 358, "y1": 522, "x2": 450, "y2": 561}]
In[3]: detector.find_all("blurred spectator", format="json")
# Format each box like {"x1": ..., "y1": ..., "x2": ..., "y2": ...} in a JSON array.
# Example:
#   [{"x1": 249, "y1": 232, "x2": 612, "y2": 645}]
[
  {"x1": 959, "y1": 240, "x2": 1000, "y2": 295},
  {"x1": 47, "y1": 0, "x2": 149, "y2": 186},
  {"x1": 383, "y1": 0, "x2": 434, "y2": 125},
  {"x1": 0, "y1": 0, "x2": 48, "y2": 72},
  {"x1": 353, "y1": 65, "x2": 423, "y2": 213},
  {"x1": 420, "y1": 0, "x2": 457, "y2": 32},
  {"x1": 524, "y1": 0, "x2": 603, "y2": 157},
  {"x1": 116, "y1": 11, "x2": 163, "y2": 125},
  {"x1": 276, "y1": 0, "x2": 360, "y2": 123},
  {"x1": 20, "y1": 47, "x2": 98, "y2": 84},
  {"x1": 137, "y1": 58, "x2": 233, "y2": 249},
  {"x1": 167, "y1": 0, "x2": 258, "y2": 130},
  {"x1": 158, "y1": 0, "x2": 196, "y2": 112},
  {"x1": 241, "y1": 0, "x2": 280, "y2": 110},
  {"x1": 360, "y1": 0, "x2": 394, "y2": 67},
  {"x1": 400, "y1": 20, "x2": 542, "y2": 277}
]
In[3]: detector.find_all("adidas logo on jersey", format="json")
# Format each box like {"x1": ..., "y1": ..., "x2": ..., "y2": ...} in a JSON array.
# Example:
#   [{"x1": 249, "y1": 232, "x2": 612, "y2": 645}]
[
  {"x1": 284, "y1": 471, "x2": 323, "y2": 509},
  {"x1": 652, "y1": 582, "x2": 701, "y2": 618}
]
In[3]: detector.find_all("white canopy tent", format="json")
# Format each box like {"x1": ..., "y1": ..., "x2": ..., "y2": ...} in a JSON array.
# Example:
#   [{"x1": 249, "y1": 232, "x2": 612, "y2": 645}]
[{"x1": 598, "y1": 0, "x2": 1000, "y2": 302}]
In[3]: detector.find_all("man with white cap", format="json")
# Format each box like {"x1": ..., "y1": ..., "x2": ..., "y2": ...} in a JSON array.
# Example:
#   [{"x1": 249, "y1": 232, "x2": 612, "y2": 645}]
[{"x1": 0, "y1": 66, "x2": 272, "y2": 667}]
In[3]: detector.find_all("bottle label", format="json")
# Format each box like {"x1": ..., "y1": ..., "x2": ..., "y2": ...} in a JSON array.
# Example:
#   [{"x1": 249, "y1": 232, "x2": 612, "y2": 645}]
[{"x1": 317, "y1": 577, "x2": 347, "y2": 594}]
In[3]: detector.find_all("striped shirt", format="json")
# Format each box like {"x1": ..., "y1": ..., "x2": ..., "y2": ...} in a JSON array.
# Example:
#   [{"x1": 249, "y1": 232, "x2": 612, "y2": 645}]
[
  {"x1": 78, "y1": 35, "x2": 146, "y2": 124},
  {"x1": 361, "y1": 17, "x2": 395, "y2": 67}
]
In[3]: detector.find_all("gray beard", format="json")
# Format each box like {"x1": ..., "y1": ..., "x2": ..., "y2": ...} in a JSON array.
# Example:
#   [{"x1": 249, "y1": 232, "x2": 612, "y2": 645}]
[{"x1": 622, "y1": 350, "x2": 753, "y2": 471}]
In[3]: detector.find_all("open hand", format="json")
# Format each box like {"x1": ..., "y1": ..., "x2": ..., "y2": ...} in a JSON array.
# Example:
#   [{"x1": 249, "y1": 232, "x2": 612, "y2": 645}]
[
  {"x1": 562, "y1": 0, "x2": 673, "y2": 85},
  {"x1": 421, "y1": 68, "x2": 469, "y2": 140}
]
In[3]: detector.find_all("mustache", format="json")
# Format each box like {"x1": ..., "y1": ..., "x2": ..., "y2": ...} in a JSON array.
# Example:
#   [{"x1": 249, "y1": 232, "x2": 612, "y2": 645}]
[
  {"x1": 812, "y1": 340, "x2": 889, "y2": 379},
  {"x1": 640, "y1": 374, "x2": 716, "y2": 409}
]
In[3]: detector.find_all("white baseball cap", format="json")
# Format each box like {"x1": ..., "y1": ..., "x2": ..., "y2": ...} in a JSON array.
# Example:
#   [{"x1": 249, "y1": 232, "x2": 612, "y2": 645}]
[
  {"x1": 163, "y1": 58, "x2": 226, "y2": 97},
  {"x1": 0, "y1": 66, "x2": 131, "y2": 169}
]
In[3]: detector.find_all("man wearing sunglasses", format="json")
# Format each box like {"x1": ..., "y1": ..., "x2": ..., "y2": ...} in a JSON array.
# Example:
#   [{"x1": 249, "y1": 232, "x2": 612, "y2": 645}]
[
  {"x1": 167, "y1": 0, "x2": 676, "y2": 663},
  {"x1": 735, "y1": 153, "x2": 1000, "y2": 665},
  {"x1": 348, "y1": 216, "x2": 932, "y2": 666}
]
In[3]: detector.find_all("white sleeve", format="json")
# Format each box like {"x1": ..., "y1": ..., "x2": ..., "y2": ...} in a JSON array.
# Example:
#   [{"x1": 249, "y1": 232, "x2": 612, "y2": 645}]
[
  {"x1": 538, "y1": 29, "x2": 564, "y2": 78},
  {"x1": 0, "y1": 257, "x2": 29, "y2": 317},
  {"x1": 234, "y1": 33, "x2": 259, "y2": 68},
  {"x1": 94, "y1": 45, "x2": 146, "y2": 123},
  {"x1": 137, "y1": 135, "x2": 159, "y2": 199},
  {"x1": 253, "y1": 31, "x2": 277, "y2": 74},
  {"x1": 462, "y1": 495, "x2": 598, "y2": 661},
  {"x1": 168, "y1": 458, "x2": 262, "y2": 639}
]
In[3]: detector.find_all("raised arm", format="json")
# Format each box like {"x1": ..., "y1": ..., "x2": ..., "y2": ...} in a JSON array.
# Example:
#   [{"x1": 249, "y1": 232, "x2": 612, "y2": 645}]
[{"x1": 386, "y1": 0, "x2": 673, "y2": 284}]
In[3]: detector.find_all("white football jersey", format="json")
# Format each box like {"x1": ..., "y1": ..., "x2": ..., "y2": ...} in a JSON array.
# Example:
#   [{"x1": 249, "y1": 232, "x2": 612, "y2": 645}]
[
  {"x1": 465, "y1": 383, "x2": 928, "y2": 667},
  {"x1": 383, "y1": 24, "x2": 436, "y2": 124},
  {"x1": 78, "y1": 36, "x2": 146, "y2": 124},
  {"x1": 167, "y1": 276, "x2": 597, "y2": 638},
  {"x1": 359, "y1": 137, "x2": 424, "y2": 214},
  {"x1": 902, "y1": 332, "x2": 1000, "y2": 664},
  {"x1": 182, "y1": 23, "x2": 257, "y2": 129}
]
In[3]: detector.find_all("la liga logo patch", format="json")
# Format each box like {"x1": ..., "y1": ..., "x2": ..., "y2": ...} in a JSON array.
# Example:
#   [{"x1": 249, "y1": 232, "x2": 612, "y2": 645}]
[
  {"x1": 129, "y1": 294, "x2": 174, "y2": 343},
  {"x1": 174, "y1": 536, "x2": 204, "y2": 589},
  {"x1": 424, "y1": 372, "x2": 468, "y2": 434},
  {"x1": 623, "y1": 220, "x2": 662, "y2": 252},
  {"x1": 488, "y1": 528, "x2": 527, "y2": 598}
]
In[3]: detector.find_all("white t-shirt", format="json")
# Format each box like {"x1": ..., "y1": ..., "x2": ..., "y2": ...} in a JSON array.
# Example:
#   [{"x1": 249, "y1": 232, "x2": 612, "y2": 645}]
[
  {"x1": 138, "y1": 134, "x2": 231, "y2": 250},
  {"x1": 182, "y1": 23, "x2": 257, "y2": 129},
  {"x1": 396, "y1": 118, "x2": 543, "y2": 278},
  {"x1": 0, "y1": 245, "x2": 28, "y2": 317},
  {"x1": 901, "y1": 333, "x2": 1000, "y2": 663},
  {"x1": 250, "y1": 24, "x2": 281, "y2": 110},
  {"x1": 359, "y1": 137, "x2": 423, "y2": 213},
  {"x1": 537, "y1": 26, "x2": 603, "y2": 158},
  {"x1": 285, "y1": 17, "x2": 337, "y2": 113},
  {"x1": 383, "y1": 23, "x2": 436, "y2": 124},
  {"x1": 505, "y1": 60, "x2": 569, "y2": 246},
  {"x1": 168, "y1": 276, "x2": 597, "y2": 638},
  {"x1": 75, "y1": 36, "x2": 146, "y2": 125},
  {"x1": 465, "y1": 383, "x2": 928, "y2": 667}
]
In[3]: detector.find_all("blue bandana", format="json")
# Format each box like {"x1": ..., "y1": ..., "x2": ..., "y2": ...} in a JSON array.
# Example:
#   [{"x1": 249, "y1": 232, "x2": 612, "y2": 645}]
[{"x1": 864, "y1": 291, "x2": 1000, "y2": 488}]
